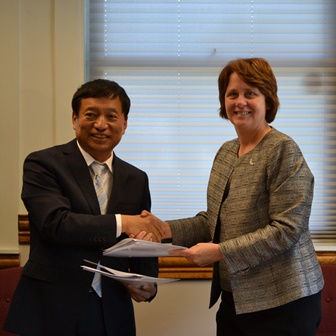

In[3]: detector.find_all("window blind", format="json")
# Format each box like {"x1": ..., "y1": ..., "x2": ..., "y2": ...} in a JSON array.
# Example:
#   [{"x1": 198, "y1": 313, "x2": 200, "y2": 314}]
[{"x1": 86, "y1": 0, "x2": 336, "y2": 241}]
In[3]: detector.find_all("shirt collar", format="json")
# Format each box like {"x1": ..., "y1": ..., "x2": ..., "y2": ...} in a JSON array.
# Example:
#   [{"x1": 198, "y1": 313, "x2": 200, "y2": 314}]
[{"x1": 76, "y1": 141, "x2": 113, "y2": 174}]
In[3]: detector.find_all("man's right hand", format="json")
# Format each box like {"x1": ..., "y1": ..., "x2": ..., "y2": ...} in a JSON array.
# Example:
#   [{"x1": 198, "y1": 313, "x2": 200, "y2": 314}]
[{"x1": 140, "y1": 210, "x2": 172, "y2": 240}]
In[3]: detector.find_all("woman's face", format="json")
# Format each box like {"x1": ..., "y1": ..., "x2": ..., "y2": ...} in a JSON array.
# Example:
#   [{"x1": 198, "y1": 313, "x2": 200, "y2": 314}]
[{"x1": 224, "y1": 72, "x2": 268, "y2": 132}]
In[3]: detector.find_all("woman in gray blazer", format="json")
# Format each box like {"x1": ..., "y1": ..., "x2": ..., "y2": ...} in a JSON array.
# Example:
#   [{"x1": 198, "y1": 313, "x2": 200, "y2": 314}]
[{"x1": 155, "y1": 58, "x2": 324, "y2": 335}]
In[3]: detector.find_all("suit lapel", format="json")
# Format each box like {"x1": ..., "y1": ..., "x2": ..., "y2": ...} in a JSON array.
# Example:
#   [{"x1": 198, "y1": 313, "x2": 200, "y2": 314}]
[
  {"x1": 107, "y1": 155, "x2": 128, "y2": 213},
  {"x1": 62, "y1": 140, "x2": 101, "y2": 215}
]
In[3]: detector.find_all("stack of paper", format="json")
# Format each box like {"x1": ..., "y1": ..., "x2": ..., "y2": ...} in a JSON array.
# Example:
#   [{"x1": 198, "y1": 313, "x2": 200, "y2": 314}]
[{"x1": 82, "y1": 239, "x2": 187, "y2": 285}]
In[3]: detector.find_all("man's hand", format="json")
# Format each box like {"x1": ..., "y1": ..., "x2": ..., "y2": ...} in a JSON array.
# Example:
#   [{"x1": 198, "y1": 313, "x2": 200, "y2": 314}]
[
  {"x1": 168, "y1": 243, "x2": 223, "y2": 267},
  {"x1": 121, "y1": 213, "x2": 165, "y2": 242},
  {"x1": 124, "y1": 284, "x2": 157, "y2": 302},
  {"x1": 139, "y1": 210, "x2": 173, "y2": 240}
]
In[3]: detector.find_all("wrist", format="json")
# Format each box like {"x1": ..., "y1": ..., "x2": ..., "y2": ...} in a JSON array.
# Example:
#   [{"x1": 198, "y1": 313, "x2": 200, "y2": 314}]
[
  {"x1": 121, "y1": 215, "x2": 130, "y2": 234},
  {"x1": 162, "y1": 221, "x2": 172, "y2": 239},
  {"x1": 216, "y1": 243, "x2": 223, "y2": 261}
]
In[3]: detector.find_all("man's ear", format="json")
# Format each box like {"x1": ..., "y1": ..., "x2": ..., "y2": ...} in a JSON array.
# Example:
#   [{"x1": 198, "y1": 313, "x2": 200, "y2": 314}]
[
  {"x1": 123, "y1": 118, "x2": 128, "y2": 134},
  {"x1": 72, "y1": 112, "x2": 77, "y2": 130}
]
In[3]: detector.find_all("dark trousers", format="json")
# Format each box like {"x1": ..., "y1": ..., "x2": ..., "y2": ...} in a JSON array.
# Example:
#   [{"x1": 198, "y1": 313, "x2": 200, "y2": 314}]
[
  {"x1": 76, "y1": 291, "x2": 107, "y2": 336},
  {"x1": 216, "y1": 291, "x2": 322, "y2": 336}
]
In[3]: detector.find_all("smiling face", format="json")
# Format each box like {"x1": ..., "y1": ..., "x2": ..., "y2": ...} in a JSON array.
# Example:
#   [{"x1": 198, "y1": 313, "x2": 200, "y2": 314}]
[
  {"x1": 72, "y1": 97, "x2": 127, "y2": 162},
  {"x1": 225, "y1": 72, "x2": 268, "y2": 133}
]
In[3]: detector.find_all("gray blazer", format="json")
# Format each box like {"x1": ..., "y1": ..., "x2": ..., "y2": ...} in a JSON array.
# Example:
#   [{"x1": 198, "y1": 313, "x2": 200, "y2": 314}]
[{"x1": 169, "y1": 128, "x2": 324, "y2": 314}]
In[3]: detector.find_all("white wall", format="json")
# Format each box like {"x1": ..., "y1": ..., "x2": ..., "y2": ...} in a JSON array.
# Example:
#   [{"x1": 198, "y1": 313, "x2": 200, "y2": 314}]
[
  {"x1": 0, "y1": 1, "x2": 218, "y2": 335},
  {"x1": 134, "y1": 280, "x2": 217, "y2": 336}
]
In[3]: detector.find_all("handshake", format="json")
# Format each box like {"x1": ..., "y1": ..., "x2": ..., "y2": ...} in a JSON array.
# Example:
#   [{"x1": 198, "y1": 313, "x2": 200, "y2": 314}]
[
  {"x1": 121, "y1": 211, "x2": 220, "y2": 269},
  {"x1": 121, "y1": 210, "x2": 171, "y2": 243}
]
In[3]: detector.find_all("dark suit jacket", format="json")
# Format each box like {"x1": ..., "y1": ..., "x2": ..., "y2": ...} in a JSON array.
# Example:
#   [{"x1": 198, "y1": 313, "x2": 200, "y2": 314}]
[{"x1": 4, "y1": 139, "x2": 158, "y2": 336}]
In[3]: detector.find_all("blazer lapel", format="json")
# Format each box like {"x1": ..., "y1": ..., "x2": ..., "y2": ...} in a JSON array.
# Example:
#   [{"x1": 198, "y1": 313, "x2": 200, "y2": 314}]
[
  {"x1": 209, "y1": 141, "x2": 238, "y2": 308},
  {"x1": 208, "y1": 140, "x2": 239, "y2": 234}
]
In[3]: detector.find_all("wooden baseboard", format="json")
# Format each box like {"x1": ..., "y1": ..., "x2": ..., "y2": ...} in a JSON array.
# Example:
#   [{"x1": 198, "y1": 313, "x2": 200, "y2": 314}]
[
  {"x1": 18, "y1": 214, "x2": 30, "y2": 244},
  {"x1": 15, "y1": 214, "x2": 336, "y2": 278},
  {"x1": 158, "y1": 256, "x2": 212, "y2": 279},
  {"x1": 316, "y1": 251, "x2": 336, "y2": 265},
  {"x1": 0, "y1": 254, "x2": 20, "y2": 269}
]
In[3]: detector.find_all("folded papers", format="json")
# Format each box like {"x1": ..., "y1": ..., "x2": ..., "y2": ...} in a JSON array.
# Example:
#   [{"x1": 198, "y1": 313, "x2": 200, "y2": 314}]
[
  {"x1": 103, "y1": 238, "x2": 187, "y2": 258},
  {"x1": 81, "y1": 260, "x2": 179, "y2": 287}
]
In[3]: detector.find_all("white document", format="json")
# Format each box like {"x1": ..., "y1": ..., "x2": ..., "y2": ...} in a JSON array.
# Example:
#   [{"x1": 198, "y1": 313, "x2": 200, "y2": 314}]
[
  {"x1": 103, "y1": 238, "x2": 187, "y2": 257},
  {"x1": 81, "y1": 261, "x2": 179, "y2": 287}
]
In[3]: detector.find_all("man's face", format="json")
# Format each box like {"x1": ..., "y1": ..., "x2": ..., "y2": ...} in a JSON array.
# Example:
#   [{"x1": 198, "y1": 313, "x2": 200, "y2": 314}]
[{"x1": 72, "y1": 97, "x2": 127, "y2": 162}]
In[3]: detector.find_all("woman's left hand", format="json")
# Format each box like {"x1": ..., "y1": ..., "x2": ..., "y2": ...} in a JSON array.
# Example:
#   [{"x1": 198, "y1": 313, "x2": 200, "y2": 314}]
[{"x1": 169, "y1": 243, "x2": 223, "y2": 267}]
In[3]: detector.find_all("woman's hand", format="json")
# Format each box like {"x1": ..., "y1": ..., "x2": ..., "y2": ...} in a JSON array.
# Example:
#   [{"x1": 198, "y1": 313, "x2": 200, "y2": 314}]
[{"x1": 169, "y1": 243, "x2": 223, "y2": 267}]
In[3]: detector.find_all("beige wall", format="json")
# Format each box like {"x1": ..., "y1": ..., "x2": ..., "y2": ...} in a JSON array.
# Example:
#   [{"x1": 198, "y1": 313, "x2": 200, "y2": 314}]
[
  {"x1": 0, "y1": 1, "x2": 218, "y2": 335},
  {"x1": 1, "y1": 0, "x2": 20, "y2": 256},
  {"x1": 0, "y1": 0, "x2": 84, "y2": 254}
]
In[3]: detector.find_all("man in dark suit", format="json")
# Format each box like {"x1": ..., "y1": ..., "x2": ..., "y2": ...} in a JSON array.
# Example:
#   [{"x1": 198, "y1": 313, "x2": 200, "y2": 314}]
[{"x1": 4, "y1": 79, "x2": 164, "y2": 336}]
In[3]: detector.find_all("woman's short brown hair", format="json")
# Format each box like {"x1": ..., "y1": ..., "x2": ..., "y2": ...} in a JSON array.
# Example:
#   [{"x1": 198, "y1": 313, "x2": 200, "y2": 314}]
[{"x1": 218, "y1": 58, "x2": 280, "y2": 123}]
